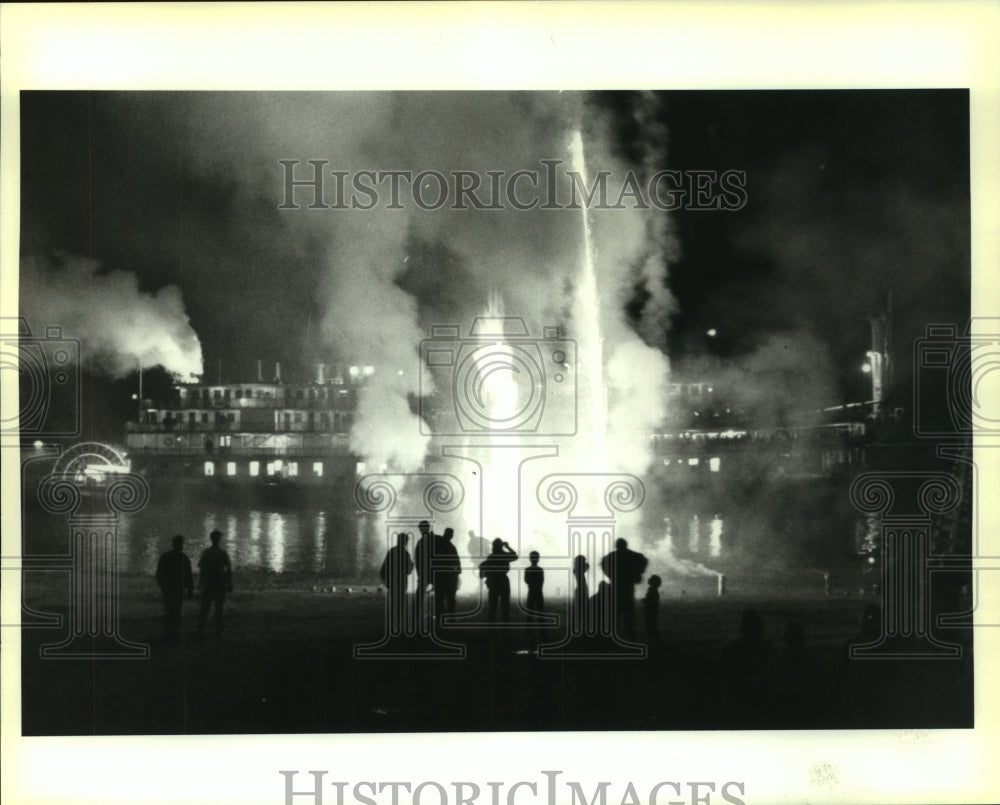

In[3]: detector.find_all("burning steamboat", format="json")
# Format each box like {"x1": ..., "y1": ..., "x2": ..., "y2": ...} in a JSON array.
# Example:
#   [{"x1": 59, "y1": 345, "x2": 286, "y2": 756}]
[
  {"x1": 123, "y1": 354, "x2": 876, "y2": 500},
  {"x1": 125, "y1": 360, "x2": 365, "y2": 497}
]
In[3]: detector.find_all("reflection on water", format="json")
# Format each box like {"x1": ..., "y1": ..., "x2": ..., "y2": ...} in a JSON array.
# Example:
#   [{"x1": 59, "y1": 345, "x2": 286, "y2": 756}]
[
  {"x1": 688, "y1": 515, "x2": 700, "y2": 553},
  {"x1": 708, "y1": 516, "x2": 723, "y2": 558},
  {"x1": 122, "y1": 503, "x2": 845, "y2": 579},
  {"x1": 356, "y1": 517, "x2": 367, "y2": 575},
  {"x1": 115, "y1": 507, "x2": 734, "y2": 580},
  {"x1": 665, "y1": 514, "x2": 725, "y2": 563},
  {"x1": 855, "y1": 513, "x2": 880, "y2": 556},
  {"x1": 248, "y1": 511, "x2": 262, "y2": 567},
  {"x1": 270, "y1": 514, "x2": 287, "y2": 572},
  {"x1": 23, "y1": 479, "x2": 871, "y2": 582},
  {"x1": 93, "y1": 503, "x2": 384, "y2": 580},
  {"x1": 313, "y1": 511, "x2": 327, "y2": 573}
]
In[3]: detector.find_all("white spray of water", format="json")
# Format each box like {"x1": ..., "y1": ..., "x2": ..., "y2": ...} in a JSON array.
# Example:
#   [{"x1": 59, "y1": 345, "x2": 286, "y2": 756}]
[
  {"x1": 119, "y1": 93, "x2": 676, "y2": 493},
  {"x1": 568, "y1": 129, "x2": 610, "y2": 470}
]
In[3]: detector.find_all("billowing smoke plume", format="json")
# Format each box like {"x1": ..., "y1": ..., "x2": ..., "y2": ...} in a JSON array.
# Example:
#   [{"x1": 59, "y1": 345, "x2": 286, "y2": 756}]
[
  {"x1": 677, "y1": 330, "x2": 837, "y2": 428},
  {"x1": 731, "y1": 332, "x2": 837, "y2": 423},
  {"x1": 113, "y1": 92, "x2": 677, "y2": 473},
  {"x1": 620, "y1": 91, "x2": 680, "y2": 350},
  {"x1": 19, "y1": 252, "x2": 203, "y2": 380},
  {"x1": 580, "y1": 92, "x2": 675, "y2": 474},
  {"x1": 318, "y1": 214, "x2": 431, "y2": 472}
]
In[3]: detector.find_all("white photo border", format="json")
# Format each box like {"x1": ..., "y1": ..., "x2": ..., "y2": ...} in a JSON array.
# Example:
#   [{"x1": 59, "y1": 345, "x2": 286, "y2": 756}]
[{"x1": 2, "y1": 3, "x2": 998, "y2": 804}]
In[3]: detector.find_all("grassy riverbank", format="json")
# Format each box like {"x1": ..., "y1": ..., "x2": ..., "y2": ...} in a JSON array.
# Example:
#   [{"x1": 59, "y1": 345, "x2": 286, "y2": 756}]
[{"x1": 18, "y1": 570, "x2": 973, "y2": 735}]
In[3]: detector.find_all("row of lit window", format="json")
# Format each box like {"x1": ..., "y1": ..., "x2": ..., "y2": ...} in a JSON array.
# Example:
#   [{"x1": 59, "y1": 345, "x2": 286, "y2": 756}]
[
  {"x1": 147, "y1": 411, "x2": 238, "y2": 425},
  {"x1": 661, "y1": 457, "x2": 722, "y2": 472},
  {"x1": 652, "y1": 430, "x2": 747, "y2": 441},
  {"x1": 279, "y1": 411, "x2": 351, "y2": 424},
  {"x1": 197, "y1": 388, "x2": 273, "y2": 401},
  {"x1": 152, "y1": 410, "x2": 351, "y2": 428},
  {"x1": 203, "y1": 460, "x2": 326, "y2": 477},
  {"x1": 667, "y1": 383, "x2": 715, "y2": 397},
  {"x1": 193, "y1": 387, "x2": 354, "y2": 401}
]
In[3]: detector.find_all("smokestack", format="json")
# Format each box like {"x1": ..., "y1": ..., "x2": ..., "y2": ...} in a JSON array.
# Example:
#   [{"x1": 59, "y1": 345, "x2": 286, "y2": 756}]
[
  {"x1": 317, "y1": 363, "x2": 325, "y2": 385},
  {"x1": 868, "y1": 314, "x2": 888, "y2": 414},
  {"x1": 717, "y1": 573, "x2": 726, "y2": 597},
  {"x1": 275, "y1": 362, "x2": 282, "y2": 383},
  {"x1": 257, "y1": 359, "x2": 263, "y2": 382}
]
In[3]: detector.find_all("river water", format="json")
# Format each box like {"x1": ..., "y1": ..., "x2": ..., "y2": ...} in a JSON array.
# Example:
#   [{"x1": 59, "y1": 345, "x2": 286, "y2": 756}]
[{"x1": 20, "y1": 472, "x2": 874, "y2": 589}]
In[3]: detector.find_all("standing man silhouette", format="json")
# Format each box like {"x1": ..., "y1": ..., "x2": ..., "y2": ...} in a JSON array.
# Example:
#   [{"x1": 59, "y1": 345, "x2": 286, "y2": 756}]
[
  {"x1": 380, "y1": 531, "x2": 414, "y2": 631},
  {"x1": 524, "y1": 551, "x2": 545, "y2": 625},
  {"x1": 571, "y1": 555, "x2": 590, "y2": 633},
  {"x1": 433, "y1": 527, "x2": 462, "y2": 615},
  {"x1": 600, "y1": 538, "x2": 648, "y2": 640},
  {"x1": 198, "y1": 529, "x2": 233, "y2": 638},
  {"x1": 156, "y1": 534, "x2": 193, "y2": 641},
  {"x1": 413, "y1": 520, "x2": 434, "y2": 617},
  {"x1": 478, "y1": 538, "x2": 518, "y2": 622},
  {"x1": 643, "y1": 574, "x2": 662, "y2": 642}
]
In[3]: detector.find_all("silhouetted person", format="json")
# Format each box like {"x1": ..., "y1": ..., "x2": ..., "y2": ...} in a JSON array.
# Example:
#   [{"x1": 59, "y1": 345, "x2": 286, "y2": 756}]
[
  {"x1": 591, "y1": 580, "x2": 614, "y2": 635},
  {"x1": 433, "y1": 527, "x2": 462, "y2": 615},
  {"x1": 155, "y1": 534, "x2": 193, "y2": 641},
  {"x1": 198, "y1": 529, "x2": 232, "y2": 638},
  {"x1": 380, "y1": 531, "x2": 414, "y2": 631},
  {"x1": 600, "y1": 538, "x2": 648, "y2": 640},
  {"x1": 413, "y1": 520, "x2": 434, "y2": 616},
  {"x1": 478, "y1": 538, "x2": 518, "y2": 622},
  {"x1": 764, "y1": 620, "x2": 821, "y2": 727},
  {"x1": 643, "y1": 574, "x2": 662, "y2": 642},
  {"x1": 716, "y1": 607, "x2": 774, "y2": 726},
  {"x1": 571, "y1": 555, "x2": 590, "y2": 632},
  {"x1": 524, "y1": 551, "x2": 544, "y2": 624}
]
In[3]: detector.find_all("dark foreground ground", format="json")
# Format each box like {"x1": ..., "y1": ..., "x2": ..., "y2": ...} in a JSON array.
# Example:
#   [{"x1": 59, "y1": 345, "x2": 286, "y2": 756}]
[{"x1": 19, "y1": 570, "x2": 974, "y2": 735}]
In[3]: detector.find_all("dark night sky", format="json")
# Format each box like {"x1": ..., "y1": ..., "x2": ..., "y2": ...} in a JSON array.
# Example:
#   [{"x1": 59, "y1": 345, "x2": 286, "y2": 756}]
[{"x1": 19, "y1": 90, "x2": 969, "y2": 413}]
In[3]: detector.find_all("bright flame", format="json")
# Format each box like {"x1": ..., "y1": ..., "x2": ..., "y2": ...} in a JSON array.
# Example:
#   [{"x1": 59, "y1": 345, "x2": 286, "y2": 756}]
[{"x1": 477, "y1": 292, "x2": 521, "y2": 544}]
